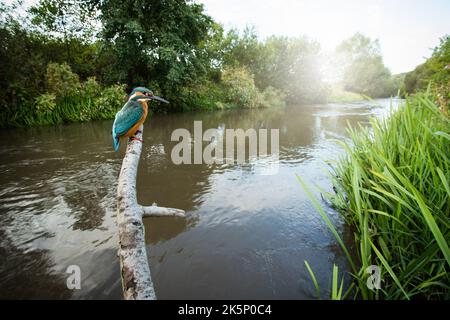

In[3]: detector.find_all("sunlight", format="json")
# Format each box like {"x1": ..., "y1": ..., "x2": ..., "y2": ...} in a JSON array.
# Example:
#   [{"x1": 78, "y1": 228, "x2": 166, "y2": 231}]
[{"x1": 198, "y1": 0, "x2": 450, "y2": 73}]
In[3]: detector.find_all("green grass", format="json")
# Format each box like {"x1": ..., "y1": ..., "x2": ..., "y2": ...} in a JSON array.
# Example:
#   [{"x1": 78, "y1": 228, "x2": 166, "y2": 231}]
[
  {"x1": 304, "y1": 261, "x2": 321, "y2": 298},
  {"x1": 327, "y1": 87, "x2": 367, "y2": 103},
  {"x1": 0, "y1": 84, "x2": 126, "y2": 128},
  {"x1": 304, "y1": 261, "x2": 346, "y2": 300},
  {"x1": 301, "y1": 93, "x2": 450, "y2": 299}
]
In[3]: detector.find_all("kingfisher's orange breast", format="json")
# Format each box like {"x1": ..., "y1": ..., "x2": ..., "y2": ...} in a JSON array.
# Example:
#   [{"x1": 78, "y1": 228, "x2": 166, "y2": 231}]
[{"x1": 124, "y1": 101, "x2": 148, "y2": 137}]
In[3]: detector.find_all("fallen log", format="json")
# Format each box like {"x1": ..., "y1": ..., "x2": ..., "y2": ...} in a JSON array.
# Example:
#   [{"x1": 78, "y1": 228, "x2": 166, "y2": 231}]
[{"x1": 117, "y1": 124, "x2": 185, "y2": 300}]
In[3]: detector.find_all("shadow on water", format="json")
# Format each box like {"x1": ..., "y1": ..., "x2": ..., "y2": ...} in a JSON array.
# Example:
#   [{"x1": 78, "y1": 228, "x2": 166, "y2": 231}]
[
  {"x1": 0, "y1": 98, "x2": 401, "y2": 299},
  {"x1": 0, "y1": 232, "x2": 72, "y2": 299}
]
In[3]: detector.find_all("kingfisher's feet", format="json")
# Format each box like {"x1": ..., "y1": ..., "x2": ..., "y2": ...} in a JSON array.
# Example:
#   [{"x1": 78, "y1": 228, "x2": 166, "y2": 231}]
[
  {"x1": 129, "y1": 136, "x2": 143, "y2": 143},
  {"x1": 129, "y1": 130, "x2": 143, "y2": 143}
]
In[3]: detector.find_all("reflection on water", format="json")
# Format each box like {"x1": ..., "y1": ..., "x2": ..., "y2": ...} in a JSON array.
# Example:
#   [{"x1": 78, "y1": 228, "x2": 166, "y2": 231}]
[{"x1": 0, "y1": 98, "x2": 400, "y2": 299}]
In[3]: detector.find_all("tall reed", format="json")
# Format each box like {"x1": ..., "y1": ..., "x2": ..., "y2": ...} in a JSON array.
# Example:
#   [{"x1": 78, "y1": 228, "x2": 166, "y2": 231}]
[{"x1": 301, "y1": 93, "x2": 450, "y2": 299}]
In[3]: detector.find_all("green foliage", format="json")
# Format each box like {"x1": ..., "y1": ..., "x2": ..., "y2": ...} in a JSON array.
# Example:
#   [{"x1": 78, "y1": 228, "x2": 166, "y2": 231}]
[
  {"x1": 223, "y1": 30, "x2": 327, "y2": 103},
  {"x1": 259, "y1": 86, "x2": 287, "y2": 108},
  {"x1": 405, "y1": 35, "x2": 450, "y2": 92},
  {"x1": 5, "y1": 62, "x2": 126, "y2": 127},
  {"x1": 302, "y1": 94, "x2": 450, "y2": 299},
  {"x1": 35, "y1": 93, "x2": 56, "y2": 115},
  {"x1": 93, "y1": 0, "x2": 214, "y2": 109},
  {"x1": 176, "y1": 79, "x2": 225, "y2": 112},
  {"x1": 218, "y1": 67, "x2": 287, "y2": 109},
  {"x1": 94, "y1": 83, "x2": 127, "y2": 119},
  {"x1": 304, "y1": 261, "x2": 346, "y2": 300},
  {"x1": 404, "y1": 35, "x2": 450, "y2": 109},
  {"x1": 264, "y1": 36, "x2": 327, "y2": 103},
  {"x1": 0, "y1": 2, "x2": 102, "y2": 126},
  {"x1": 46, "y1": 62, "x2": 81, "y2": 99},
  {"x1": 404, "y1": 64, "x2": 434, "y2": 94},
  {"x1": 221, "y1": 67, "x2": 259, "y2": 108},
  {"x1": 0, "y1": 5, "x2": 46, "y2": 116},
  {"x1": 343, "y1": 56, "x2": 392, "y2": 97},
  {"x1": 327, "y1": 87, "x2": 365, "y2": 103},
  {"x1": 30, "y1": 0, "x2": 95, "y2": 40},
  {"x1": 430, "y1": 36, "x2": 450, "y2": 85},
  {"x1": 0, "y1": 1, "x2": 445, "y2": 128},
  {"x1": 83, "y1": 77, "x2": 101, "y2": 97},
  {"x1": 336, "y1": 33, "x2": 397, "y2": 98},
  {"x1": 389, "y1": 73, "x2": 406, "y2": 96}
]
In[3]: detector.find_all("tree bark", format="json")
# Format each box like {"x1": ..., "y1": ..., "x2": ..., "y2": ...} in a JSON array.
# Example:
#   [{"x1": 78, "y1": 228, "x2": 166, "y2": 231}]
[{"x1": 117, "y1": 124, "x2": 185, "y2": 300}]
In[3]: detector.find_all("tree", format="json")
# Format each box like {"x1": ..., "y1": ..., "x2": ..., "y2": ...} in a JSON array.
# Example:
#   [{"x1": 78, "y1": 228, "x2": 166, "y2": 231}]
[
  {"x1": 29, "y1": 0, "x2": 97, "y2": 63},
  {"x1": 91, "y1": 0, "x2": 213, "y2": 109},
  {"x1": 221, "y1": 66, "x2": 259, "y2": 108},
  {"x1": 404, "y1": 35, "x2": 450, "y2": 94},
  {"x1": 264, "y1": 36, "x2": 326, "y2": 103},
  {"x1": 336, "y1": 33, "x2": 394, "y2": 98},
  {"x1": 223, "y1": 30, "x2": 327, "y2": 103},
  {"x1": 0, "y1": 2, "x2": 49, "y2": 115}
]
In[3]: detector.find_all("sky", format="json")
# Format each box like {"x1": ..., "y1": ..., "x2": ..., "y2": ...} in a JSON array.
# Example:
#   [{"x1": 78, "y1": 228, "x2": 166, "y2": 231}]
[{"x1": 196, "y1": 0, "x2": 450, "y2": 74}]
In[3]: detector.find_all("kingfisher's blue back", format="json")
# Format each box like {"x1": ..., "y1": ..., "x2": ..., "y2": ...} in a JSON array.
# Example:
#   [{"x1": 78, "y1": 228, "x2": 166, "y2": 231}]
[{"x1": 112, "y1": 100, "x2": 145, "y2": 151}]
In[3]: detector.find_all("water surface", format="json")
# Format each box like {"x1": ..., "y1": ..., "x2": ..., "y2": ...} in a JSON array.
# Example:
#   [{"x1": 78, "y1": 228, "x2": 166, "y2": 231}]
[{"x1": 0, "y1": 99, "x2": 399, "y2": 299}]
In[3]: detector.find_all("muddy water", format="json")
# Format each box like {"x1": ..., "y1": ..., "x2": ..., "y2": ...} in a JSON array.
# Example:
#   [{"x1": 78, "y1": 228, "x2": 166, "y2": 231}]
[{"x1": 0, "y1": 99, "x2": 399, "y2": 299}]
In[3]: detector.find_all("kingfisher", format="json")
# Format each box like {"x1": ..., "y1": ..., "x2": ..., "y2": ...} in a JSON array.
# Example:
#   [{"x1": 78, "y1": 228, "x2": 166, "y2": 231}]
[{"x1": 112, "y1": 87, "x2": 169, "y2": 151}]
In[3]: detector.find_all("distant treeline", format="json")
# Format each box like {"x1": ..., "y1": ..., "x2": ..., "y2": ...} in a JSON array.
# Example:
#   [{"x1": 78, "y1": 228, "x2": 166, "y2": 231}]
[
  {"x1": 0, "y1": 0, "x2": 445, "y2": 127},
  {"x1": 404, "y1": 35, "x2": 450, "y2": 104}
]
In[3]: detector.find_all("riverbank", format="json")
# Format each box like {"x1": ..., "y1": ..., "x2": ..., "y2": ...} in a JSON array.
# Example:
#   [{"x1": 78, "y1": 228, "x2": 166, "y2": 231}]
[
  {"x1": 0, "y1": 75, "x2": 384, "y2": 129},
  {"x1": 318, "y1": 94, "x2": 449, "y2": 299},
  {"x1": 326, "y1": 87, "x2": 367, "y2": 103}
]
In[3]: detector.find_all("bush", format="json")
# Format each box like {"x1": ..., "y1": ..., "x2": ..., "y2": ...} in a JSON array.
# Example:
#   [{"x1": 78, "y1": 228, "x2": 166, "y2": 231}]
[
  {"x1": 82, "y1": 77, "x2": 102, "y2": 98},
  {"x1": 258, "y1": 86, "x2": 287, "y2": 108},
  {"x1": 46, "y1": 62, "x2": 81, "y2": 99},
  {"x1": 12, "y1": 67, "x2": 127, "y2": 126},
  {"x1": 404, "y1": 35, "x2": 450, "y2": 96},
  {"x1": 174, "y1": 79, "x2": 226, "y2": 112},
  {"x1": 32, "y1": 93, "x2": 61, "y2": 125},
  {"x1": 221, "y1": 67, "x2": 260, "y2": 108},
  {"x1": 94, "y1": 83, "x2": 127, "y2": 119},
  {"x1": 35, "y1": 93, "x2": 56, "y2": 115}
]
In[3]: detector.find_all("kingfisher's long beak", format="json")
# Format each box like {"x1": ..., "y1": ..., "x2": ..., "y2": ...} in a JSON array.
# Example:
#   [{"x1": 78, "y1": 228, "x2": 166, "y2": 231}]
[
  {"x1": 150, "y1": 95, "x2": 169, "y2": 104},
  {"x1": 132, "y1": 96, "x2": 152, "y2": 102},
  {"x1": 131, "y1": 93, "x2": 169, "y2": 104}
]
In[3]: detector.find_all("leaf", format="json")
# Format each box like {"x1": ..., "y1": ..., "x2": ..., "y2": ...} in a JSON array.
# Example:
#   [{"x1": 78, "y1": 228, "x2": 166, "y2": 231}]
[{"x1": 304, "y1": 261, "x2": 320, "y2": 299}]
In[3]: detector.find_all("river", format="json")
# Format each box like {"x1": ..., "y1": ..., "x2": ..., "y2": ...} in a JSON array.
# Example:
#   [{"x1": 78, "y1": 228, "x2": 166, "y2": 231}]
[{"x1": 0, "y1": 98, "x2": 400, "y2": 299}]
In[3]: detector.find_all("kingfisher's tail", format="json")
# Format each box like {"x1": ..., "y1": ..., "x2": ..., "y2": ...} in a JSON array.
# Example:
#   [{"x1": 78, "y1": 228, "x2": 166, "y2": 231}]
[
  {"x1": 112, "y1": 116, "x2": 121, "y2": 152},
  {"x1": 112, "y1": 126, "x2": 120, "y2": 152},
  {"x1": 113, "y1": 136, "x2": 120, "y2": 152}
]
